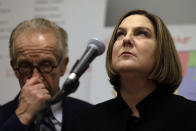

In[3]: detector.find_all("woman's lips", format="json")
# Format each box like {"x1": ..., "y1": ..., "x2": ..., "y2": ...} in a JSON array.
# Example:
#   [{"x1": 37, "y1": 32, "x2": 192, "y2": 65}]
[{"x1": 120, "y1": 51, "x2": 135, "y2": 56}]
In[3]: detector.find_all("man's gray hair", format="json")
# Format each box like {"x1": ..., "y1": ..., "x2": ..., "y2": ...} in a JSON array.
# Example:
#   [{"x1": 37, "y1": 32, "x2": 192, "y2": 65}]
[{"x1": 9, "y1": 17, "x2": 68, "y2": 63}]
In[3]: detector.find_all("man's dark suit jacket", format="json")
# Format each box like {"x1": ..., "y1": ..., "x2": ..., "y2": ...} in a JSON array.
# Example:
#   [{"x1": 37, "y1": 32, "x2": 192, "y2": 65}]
[{"x1": 0, "y1": 95, "x2": 92, "y2": 131}]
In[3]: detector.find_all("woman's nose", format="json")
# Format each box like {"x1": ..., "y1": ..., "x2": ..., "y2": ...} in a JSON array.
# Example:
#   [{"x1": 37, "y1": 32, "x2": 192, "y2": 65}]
[{"x1": 123, "y1": 34, "x2": 133, "y2": 47}]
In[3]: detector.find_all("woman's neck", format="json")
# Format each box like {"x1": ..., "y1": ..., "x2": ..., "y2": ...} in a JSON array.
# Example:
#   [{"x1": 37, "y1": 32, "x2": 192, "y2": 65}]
[{"x1": 120, "y1": 73, "x2": 157, "y2": 117}]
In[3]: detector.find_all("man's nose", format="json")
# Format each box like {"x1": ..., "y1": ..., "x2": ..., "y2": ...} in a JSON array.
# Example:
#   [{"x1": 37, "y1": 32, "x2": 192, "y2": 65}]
[{"x1": 32, "y1": 68, "x2": 43, "y2": 79}]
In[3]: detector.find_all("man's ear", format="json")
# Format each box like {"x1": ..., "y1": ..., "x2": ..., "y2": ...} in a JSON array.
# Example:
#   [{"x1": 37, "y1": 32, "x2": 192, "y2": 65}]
[
  {"x1": 10, "y1": 60, "x2": 19, "y2": 78},
  {"x1": 60, "y1": 57, "x2": 69, "y2": 76}
]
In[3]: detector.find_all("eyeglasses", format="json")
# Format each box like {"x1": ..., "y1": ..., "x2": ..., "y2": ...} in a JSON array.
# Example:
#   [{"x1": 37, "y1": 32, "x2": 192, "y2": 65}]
[{"x1": 14, "y1": 61, "x2": 60, "y2": 76}]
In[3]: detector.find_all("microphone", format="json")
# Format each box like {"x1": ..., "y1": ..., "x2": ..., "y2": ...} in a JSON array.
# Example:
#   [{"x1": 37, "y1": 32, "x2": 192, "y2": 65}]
[
  {"x1": 51, "y1": 38, "x2": 105, "y2": 102},
  {"x1": 67, "y1": 37, "x2": 105, "y2": 82}
]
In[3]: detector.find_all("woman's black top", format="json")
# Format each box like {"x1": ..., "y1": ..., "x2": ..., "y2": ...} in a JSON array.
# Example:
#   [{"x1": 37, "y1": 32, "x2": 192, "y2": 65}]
[{"x1": 70, "y1": 87, "x2": 196, "y2": 131}]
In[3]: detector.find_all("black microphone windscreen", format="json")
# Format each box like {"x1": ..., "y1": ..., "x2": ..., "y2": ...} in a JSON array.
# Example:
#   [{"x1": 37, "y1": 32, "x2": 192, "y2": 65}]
[{"x1": 87, "y1": 38, "x2": 105, "y2": 56}]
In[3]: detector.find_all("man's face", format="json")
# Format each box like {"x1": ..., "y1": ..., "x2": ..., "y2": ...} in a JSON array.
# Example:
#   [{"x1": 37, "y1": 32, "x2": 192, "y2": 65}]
[{"x1": 13, "y1": 29, "x2": 68, "y2": 96}]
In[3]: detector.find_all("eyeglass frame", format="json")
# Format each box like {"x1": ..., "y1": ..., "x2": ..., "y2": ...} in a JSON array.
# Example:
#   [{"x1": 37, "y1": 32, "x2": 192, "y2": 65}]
[{"x1": 13, "y1": 56, "x2": 63, "y2": 76}]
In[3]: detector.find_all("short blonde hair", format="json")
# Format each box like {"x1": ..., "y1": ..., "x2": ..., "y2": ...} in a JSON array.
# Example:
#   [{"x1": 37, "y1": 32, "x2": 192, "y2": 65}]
[{"x1": 106, "y1": 10, "x2": 182, "y2": 93}]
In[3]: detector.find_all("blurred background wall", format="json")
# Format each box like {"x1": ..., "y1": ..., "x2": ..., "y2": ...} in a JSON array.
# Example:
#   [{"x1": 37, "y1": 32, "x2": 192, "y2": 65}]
[{"x1": 0, "y1": 0, "x2": 196, "y2": 104}]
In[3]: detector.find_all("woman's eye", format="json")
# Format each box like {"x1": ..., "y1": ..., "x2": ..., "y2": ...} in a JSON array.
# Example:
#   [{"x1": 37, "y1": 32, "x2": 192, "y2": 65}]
[
  {"x1": 135, "y1": 30, "x2": 150, "y2": 37},
  {"x1": 115, "y1": 31, "x2": 125, "y2": 40}
]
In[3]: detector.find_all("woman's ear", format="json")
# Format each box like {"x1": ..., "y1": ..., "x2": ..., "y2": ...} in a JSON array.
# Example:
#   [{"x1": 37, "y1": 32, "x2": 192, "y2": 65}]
[{"x1": 60, "y1": 57, "x2": 69, "y2": 76}]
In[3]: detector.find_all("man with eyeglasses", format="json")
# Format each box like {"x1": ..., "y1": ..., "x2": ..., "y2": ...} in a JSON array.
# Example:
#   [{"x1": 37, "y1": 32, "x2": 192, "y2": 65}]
[{"x1": 0, "y1": 18, "x2": 92, "y2": 131}]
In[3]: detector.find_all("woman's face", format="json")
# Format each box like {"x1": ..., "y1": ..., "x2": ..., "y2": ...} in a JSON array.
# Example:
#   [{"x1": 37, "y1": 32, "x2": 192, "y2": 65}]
[{"x1": 112, "y1": 14, "x2": 157, "y2": 77}]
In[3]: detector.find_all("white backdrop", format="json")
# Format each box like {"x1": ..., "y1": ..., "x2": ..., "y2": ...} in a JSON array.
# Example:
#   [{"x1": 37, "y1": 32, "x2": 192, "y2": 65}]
[
  {"x1": 0, "y1": 0, "x2": 114, "y2": 105},
  {"x1": 0, "y1": 0, "x2": 196, "y2": 105}
]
